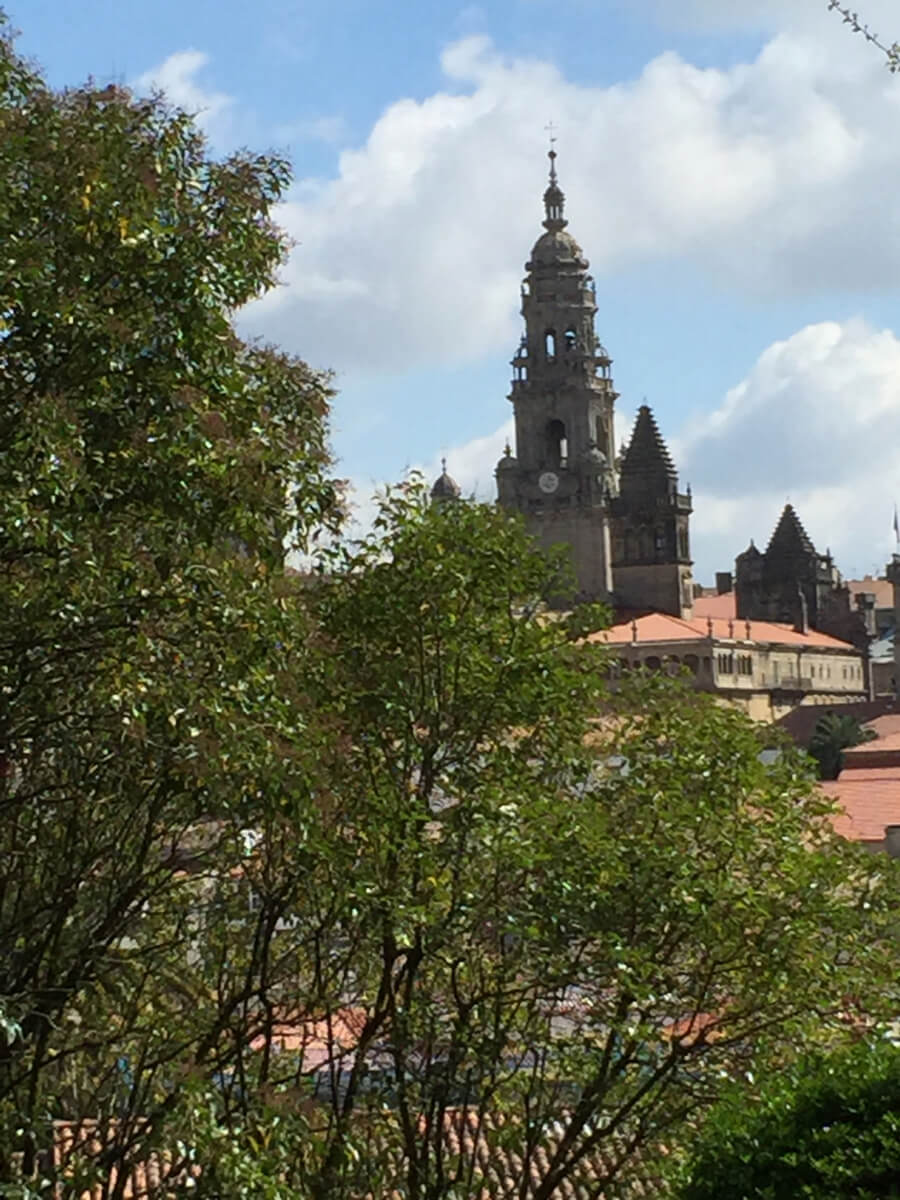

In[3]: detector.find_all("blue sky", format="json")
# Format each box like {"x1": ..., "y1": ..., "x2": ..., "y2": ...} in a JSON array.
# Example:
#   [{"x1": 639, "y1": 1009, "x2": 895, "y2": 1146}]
[{"x1": 15, "y1": 0, "x2": 900, "y2": 580}]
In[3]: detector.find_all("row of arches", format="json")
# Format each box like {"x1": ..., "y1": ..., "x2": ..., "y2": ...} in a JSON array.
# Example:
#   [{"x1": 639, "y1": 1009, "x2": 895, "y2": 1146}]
[
  {"x1": 616, "y1": 526, "x2": 689, "y2": 564},
  {"x1": 615, "y1": 655, "x2": 709, "y2": 677}
]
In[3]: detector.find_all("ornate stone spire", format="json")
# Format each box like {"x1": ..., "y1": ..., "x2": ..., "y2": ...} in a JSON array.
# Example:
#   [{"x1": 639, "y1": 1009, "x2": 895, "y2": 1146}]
[
  {"x1": 766, "y1": 503, "x2": 816, "y2": 558},
  {"x1": 543, "y1": 143, "x2": 567, "y2": 232},
  {"x1": 619, "y1": 405, "x2": 678, "y2": 483}
]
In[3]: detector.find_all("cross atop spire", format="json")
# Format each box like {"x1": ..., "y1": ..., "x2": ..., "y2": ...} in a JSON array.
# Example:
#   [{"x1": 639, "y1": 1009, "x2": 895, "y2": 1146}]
[{"x1": 545, "y1": 121, "x2": 558, "y2": 181}]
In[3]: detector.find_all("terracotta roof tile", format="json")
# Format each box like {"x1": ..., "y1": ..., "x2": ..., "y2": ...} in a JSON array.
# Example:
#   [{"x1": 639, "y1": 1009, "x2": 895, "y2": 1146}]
[
  {"x1": 52, "y1": 1121, "x2": 199, "y2": 1199},
  {"x1": 864, "y1": 714, "x2": 900, "y2": 740},
  {"x1": 591, "y1": 613, "x2": 856, "y2": 651},
  {"x1": 248, "y1": 1007, "x2": 368, "y2": 1073},
  {"x1": 821, "y1": 767, "x2": 900, "y2": 843},
  {"x1": 691, "y1": 593, "x2": 737, "y2": 620},
  {"x1": 52, "y1": 1113, "x2": 659, "y2": 1199}
]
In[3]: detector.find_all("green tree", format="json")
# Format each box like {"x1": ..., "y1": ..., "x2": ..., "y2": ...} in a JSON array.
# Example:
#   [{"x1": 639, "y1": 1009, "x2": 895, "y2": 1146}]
[
  {"x1": 0, "y1": 16, "x2": 338, "y2": 1186},
  {"x1": 807, "y1": 711, "x2": 877, "y2": 780},
  {"x1": 164, "y1": 483, "x2": 897, "y2": 1200},
  {"x1": 675, "y1": 1038, "x2": 900, "y2": 1199},
  {"x1": 2, "y1": 18, "x2": 898, "y2": 1198}
]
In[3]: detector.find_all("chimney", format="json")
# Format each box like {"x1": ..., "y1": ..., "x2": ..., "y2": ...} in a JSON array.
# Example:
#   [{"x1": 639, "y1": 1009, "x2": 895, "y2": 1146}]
[
  {"x1": 715, "y1": 571, "x2": 733, "y2": 595},
  {"x1": 854, "y1": 591, "x2": 877, "y2": 638},
  {"x1": 794, "y1": 586, "x2": 809, "y2": 635}
]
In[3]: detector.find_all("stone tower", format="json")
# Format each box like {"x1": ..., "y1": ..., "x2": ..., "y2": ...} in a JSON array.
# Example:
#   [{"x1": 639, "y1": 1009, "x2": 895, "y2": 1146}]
[
  {"x1": 736, "y1": 503, "x2": 867, "y2": 648},
  {"x1": 495, "y1": 148, "x2": 618, "y2": 604},
  {"x1": 610, "y1": 405, "x2": 694, "y2": 617},
  {"x1": 737, "y1": 504, "x2": 837, "y2": 627}
]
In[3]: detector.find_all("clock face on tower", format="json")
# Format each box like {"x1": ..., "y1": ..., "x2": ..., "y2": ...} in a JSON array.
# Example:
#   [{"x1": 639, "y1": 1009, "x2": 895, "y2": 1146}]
[{"x1": 538, "y1": 471, "x2": 559, "y2": 494}]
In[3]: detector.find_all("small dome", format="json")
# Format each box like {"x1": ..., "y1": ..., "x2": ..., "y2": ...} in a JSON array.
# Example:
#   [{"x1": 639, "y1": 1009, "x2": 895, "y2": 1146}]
[
  {"x1": 527, "y1": 228, "x2": 587, "y2": 271},
  {"x1": 497, "y1": 451, "x2": 519, "y2": 472},
  {"x1": 737, "y1": 539, "x2": 761, "y2": 561},
  {"x1": 430, "y1": 460, "x2": 461, "y2": 502}
]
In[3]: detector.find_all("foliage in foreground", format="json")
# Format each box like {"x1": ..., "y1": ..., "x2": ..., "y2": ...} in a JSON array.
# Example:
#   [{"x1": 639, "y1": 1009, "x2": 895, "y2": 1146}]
[
  {"x1": 2, "y1": 16, "x2": 899, "y2": 1199},
  {"x1": 676, "y1": 1038, "x2": 900, "y2": 1199},
  {"x1": 0, "y1": 15, "x2": 336, "y2": 1187},
  {"x1": 153, "y1": 486, "x2": 897, "y2": 1200}
]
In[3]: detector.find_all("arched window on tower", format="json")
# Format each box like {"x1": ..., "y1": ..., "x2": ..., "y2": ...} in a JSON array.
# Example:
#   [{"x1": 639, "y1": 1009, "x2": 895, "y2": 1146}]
[
  {"x1": 544, "y1": 330, "x2": 557, "y2": 361},
  {"x1": 595, "y1": 415, "x2": 607, "y2": 451},
  {"x1": 564, "y1": 327, "x2": 577, "y2": 352},
  {"x1": 545, "y1": 419, "x2": 567, "y2": 469}
]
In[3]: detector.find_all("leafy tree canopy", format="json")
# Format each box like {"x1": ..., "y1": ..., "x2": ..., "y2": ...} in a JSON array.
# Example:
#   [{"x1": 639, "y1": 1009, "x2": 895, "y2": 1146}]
[
  {"x1": 1, "y1": 15, "x2": 898, "y2": 1199},
  {"x1": 676, "y1": 1038, "x2": 900, "y2": 1200},
  {"x1": 0, "y1": 13, "x2": 337, "y2": 1182}
]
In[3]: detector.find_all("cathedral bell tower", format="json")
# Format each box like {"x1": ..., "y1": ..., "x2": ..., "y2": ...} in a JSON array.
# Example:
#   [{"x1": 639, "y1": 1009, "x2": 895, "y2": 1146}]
[{"x1": 496, "y1": 147, "x2": 618, "y2": 604}]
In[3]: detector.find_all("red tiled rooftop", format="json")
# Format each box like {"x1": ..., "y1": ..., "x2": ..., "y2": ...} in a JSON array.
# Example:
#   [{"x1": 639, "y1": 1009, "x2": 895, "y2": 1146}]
[
  {"x1": 864, "y1": 714, "x2": 900, "y2": 740},
  {"x1": 53, "y1": 1111, "x2": 659, "y2": 1199},
  {"x1": 248, "y1": 1007, "x2": 367, "y2": 1068},
  {"x1": 591, "y1": 612, "x2": 855, "y2": 651},
  {"x1": 821, "y1": 767, "x2": 900, "y2": 843},
  {"x1": 692, "y1": 593, "x2": 737, "y2": 619}
]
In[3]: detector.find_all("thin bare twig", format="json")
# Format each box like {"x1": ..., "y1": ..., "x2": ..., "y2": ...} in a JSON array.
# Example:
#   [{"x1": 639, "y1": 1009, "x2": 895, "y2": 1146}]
[{"x1": 827, "y1": 1, "x2": 900, "y2": 71}]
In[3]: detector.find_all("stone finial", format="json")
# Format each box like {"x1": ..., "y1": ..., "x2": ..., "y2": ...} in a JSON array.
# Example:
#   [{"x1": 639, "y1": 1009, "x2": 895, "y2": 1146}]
[{"x1": 542, "y1": 134, "x2": 567, "y2": 232}]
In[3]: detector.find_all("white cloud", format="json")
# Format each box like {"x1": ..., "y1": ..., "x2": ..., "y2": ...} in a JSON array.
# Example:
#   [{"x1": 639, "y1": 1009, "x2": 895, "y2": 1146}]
[
  {"x1": 342, "y1": 418, "x2": 514, "y2": 540},
  {"x1": 239, "y1": 28, "x2": 900, "y2": 375},
  {"x1": 679, "y1": 319, "x2": 900, "y2": 578},
  {"x1": 133, "y1": 50, "x2": 233, "y2": 138}
]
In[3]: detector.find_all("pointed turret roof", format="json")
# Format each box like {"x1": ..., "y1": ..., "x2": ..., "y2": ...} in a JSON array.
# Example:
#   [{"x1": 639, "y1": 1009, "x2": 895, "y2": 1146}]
[
  {"x1": 766, "y1": 503, "x2": 816, "y2": 558},
  {"x1": 736, "y1": 538, "x2": 762, "y2": 562},
  {"x1": 619, "y1": 405, "x2": 677, "y2": 481}
]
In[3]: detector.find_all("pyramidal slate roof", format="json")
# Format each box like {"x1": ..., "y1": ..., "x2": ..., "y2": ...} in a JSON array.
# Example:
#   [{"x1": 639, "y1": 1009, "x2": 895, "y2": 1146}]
[
  {"x1": 620, "y1": 405, "x2": 677, "y2": 479},
  {"x1": 766, "y1": 504, "x2": 816, "y2": 558}
]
